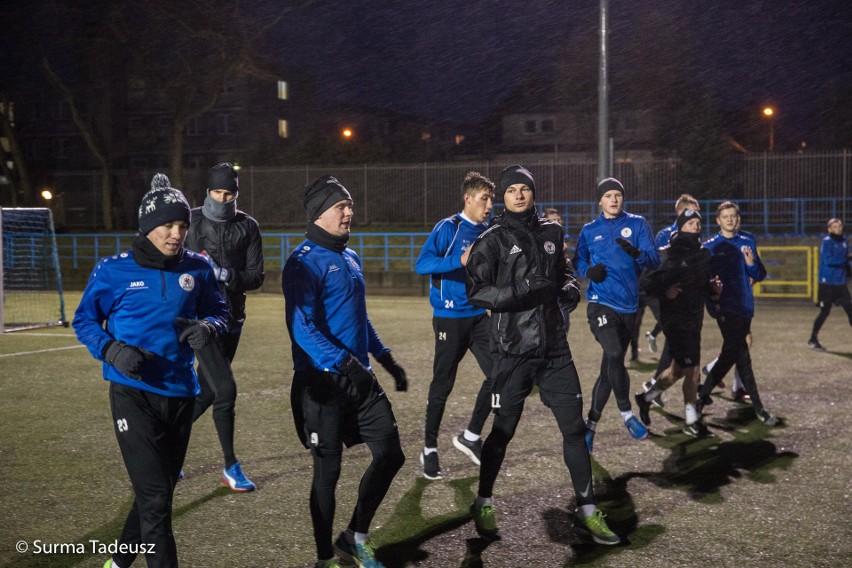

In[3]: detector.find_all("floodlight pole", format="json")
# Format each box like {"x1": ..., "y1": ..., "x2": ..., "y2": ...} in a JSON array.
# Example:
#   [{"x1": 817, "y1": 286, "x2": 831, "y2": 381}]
[{"x1": 598, "y1": 0, "x2": 610, "y2": 181}]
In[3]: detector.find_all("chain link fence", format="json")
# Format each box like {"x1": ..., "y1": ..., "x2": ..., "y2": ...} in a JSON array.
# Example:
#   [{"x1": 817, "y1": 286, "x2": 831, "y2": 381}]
[{"x1": 43, "y1": 151, "x2": 851, "y2": 232}]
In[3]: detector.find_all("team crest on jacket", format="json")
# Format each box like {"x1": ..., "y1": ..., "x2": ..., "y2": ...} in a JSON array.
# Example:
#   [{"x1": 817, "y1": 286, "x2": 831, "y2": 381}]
[
  {"x1": 621, "y1": 227, "x2": 633, "y2": 238},
  {"x1": 179, "y1": 274, "x2": 195, "y2": 291},
  {"x1": 544, "y1": 241, "x2": 556, "y2": 254}
]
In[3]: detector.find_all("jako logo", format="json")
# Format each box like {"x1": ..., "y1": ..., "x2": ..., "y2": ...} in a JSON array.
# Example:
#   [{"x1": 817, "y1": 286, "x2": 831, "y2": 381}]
[{"x1": 129, "y1": 281, "x2": 145, "y2": 288}]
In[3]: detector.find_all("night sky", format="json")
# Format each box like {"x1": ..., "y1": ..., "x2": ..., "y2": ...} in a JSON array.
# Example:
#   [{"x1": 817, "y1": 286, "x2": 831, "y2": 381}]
[
  {"x1": 272, "y1": 0, "x2": 852, "y2": 141},
  {"x1": 5, "y1": 1, "x2": 852, "y2": 145}
]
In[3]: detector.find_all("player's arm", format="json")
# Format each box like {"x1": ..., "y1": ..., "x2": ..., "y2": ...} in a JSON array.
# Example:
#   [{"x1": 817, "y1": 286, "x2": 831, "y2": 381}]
[
  {"x1": 415, "y1": 220, "x2": 462, "y2": 275},
  {"x1": 228, "y1": 218, "x2": 265, "y2": 292},
  {"x1": 72, "y1": 261, "x2": 119, "y2": 360}
]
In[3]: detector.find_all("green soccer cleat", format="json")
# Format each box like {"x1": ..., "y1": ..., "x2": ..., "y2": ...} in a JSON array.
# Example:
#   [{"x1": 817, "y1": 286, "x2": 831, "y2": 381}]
[
  {"x1": 315, "y1": 559, "x2": 343, "y2": 568},
  {"x1": 575, "y1": 508, "x2": 620, "y2": 545},
  {"x1": 470, "y1": 501, "x2": 499, "y2": 538},
  {"x1": 333, "y1": 532, "x2": 385, "y2": 568}
]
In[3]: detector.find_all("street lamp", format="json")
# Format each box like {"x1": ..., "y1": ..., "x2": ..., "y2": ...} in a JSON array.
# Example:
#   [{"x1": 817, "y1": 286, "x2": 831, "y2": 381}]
[
  {"x1": 761, "y1": 106, "x2": 776, "y2": 152},
  {"x1": 341, "y1": 128, "x2": 353, "y2": 140},
  {"x1": 41, "y1": 188, "x2": 53, "y2": 201}
]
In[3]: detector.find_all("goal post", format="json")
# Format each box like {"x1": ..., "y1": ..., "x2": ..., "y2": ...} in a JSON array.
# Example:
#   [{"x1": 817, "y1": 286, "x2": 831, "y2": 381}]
[{"x1": 0, "y1": 207, "x2": 67, "y2": 332}]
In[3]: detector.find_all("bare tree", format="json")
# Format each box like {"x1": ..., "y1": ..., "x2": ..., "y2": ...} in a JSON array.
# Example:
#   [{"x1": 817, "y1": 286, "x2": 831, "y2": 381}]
[{"x1": 0, "y1": 97, "x2": 35, "y2": 206}]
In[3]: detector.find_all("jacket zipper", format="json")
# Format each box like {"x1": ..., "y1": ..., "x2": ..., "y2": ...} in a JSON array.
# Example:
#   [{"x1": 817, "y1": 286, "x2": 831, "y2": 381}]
[
  {"x1": 160, "y1": 271, "x2": 166, "y2": 300},
  {"x1": 525, "y1": 224, "x2": 547, "y2": 353}
]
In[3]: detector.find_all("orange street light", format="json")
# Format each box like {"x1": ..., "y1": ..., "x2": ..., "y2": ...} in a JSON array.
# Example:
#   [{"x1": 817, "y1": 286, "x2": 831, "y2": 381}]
[
  {"x1": 341, "y1": 128, "x2": 353, "y2": 139},
  {"x1": 761, "y1": 106, "x2": 776, "y2": 152}
]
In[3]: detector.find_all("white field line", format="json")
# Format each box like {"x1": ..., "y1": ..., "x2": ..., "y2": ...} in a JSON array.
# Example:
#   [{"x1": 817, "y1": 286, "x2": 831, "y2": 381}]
[
  {"x1": 0, "y1": 345, "x2": 86, "y2": 358},
  {"x1": 7, "y1": 332, "x2": 77, "y2": 337}
]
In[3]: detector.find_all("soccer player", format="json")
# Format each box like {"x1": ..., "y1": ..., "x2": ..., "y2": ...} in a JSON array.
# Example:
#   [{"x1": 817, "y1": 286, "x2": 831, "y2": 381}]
[
  {"x1": 464, "y1": 165, "x2": 619, "y2": 546},
  {"x1": 573, "y1": 178, "x2": 660, "y2": 451},
  {"x1": 74, "y1": 174, "x2": 229, "y2": 568},
  {"x1": 640, "y1": 194, "x2": 702, "y2": 403},
  {"x1": 282, "y1": 175, "x2": 408, "y2": 568},
  {"x1": 635, "y1": 209, "x2": 722, "y2": 436},
  {"x1": 184, "y1": 162, "x2": 264, "y2": 491},
  {"x1": 808, "y1": 218, "x2": 852, "y2": 350},
  {"x1": 696, "y1": 201, "x2": 778, "y2": 425},
  {"x1": 415, "y1": 172, "x2": 495, "y2": 480},
  {"x1": 543, "y1": 207, "x2": 577, "y2": 335}
]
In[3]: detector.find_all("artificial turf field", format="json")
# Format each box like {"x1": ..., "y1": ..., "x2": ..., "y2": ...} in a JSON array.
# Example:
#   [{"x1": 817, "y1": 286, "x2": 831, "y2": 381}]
[{"x1": 1, "y1": 293, "x2": 850, "y2": 568}]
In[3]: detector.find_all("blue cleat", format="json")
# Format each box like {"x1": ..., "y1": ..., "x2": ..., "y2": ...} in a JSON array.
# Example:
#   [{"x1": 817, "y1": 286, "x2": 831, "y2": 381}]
[
  {"x1": 624, "y1": 416, "x2": 649, "y2": 440},
  {"x1": 334, "y1": 532, "x2": 386, "y2": 568},
  {"x1": 222, "y1": 461, "x2": 256, "y2": 492}
]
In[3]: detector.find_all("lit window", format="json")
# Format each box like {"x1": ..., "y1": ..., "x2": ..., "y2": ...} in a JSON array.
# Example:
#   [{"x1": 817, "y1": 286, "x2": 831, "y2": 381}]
[
  {"x1": 277, "y1": 81, "x2": 288, "y2": 100},
  {"x1": 278, "y1": 119, "x2": 289, "y2": 138},
  {"x1": 454, "y1": 134, "x2": 465, "y2": 145}
]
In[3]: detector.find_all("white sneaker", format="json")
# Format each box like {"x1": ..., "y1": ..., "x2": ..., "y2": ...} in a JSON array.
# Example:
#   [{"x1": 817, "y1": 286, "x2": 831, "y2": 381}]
[{"x1": 645, "y1": 331, "x2": 658, "y2": 353}]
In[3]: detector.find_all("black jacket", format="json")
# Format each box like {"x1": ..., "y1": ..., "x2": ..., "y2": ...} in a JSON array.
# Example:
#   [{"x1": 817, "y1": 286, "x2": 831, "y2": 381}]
[
  {"x1": 465, "y1": 210, "x2": 580, "y2": 357},
  {"x1": 640, "y1": 231, "x2": 713, "y2": 334},
  {"x1": 185, "y1": 208, "x2": 265, "y2": 328}
]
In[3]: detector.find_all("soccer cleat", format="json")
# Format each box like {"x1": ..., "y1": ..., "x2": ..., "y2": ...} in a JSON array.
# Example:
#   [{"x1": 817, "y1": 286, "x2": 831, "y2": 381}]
[
  {"x1": 333, "y1": 532, "x2": 385, "y2": 568},
  {"x1": 683, "y1": 420, "x2": 710, "y2": 437},
  {"x1": 624, "y1": 416, "x2": 649, "y2": 440},
  {"x1": 177, "y1": 469, "x2": 185, "y2": 480},
  {"x1": 755, "y1": 408, "x2": 779, "y2": 426},
  {"x1": 222, "y1": 462, "x2": 256, "y2": 492},
  {"x1": 645, "y1": 331, "x2": 658, "y2": 353},
  {"x1": 419, "y1": 451, "x2": 445, "y2": 480},
  {"x1": 643, "y1": 379, "x2": 664, "y2": 408},
  {"x1": 585, "y1": 426, "x2": 595, "y2": 454},
  {"x1": 103, "y1": 560, "x2": 113, "y2": 568},
  {"x1": 807, "y1": 339, "x2": 825, "y2": 351},
  {"x1": 732, "y1": 388, "x2": 752, "y2": 403},
  {"x1": 470, "y1": 501, "x2": 499, "y2": 538},
  {"x1": 634, "y1": 392, "x2": 652, "y2": 426},
  {"x1": 452, "y1": 433, "x2": 482, "y2": 466},
  {"x1": 574, "y1": 508, "x2": 620, "y2": 545},
  {"x1": 316, "y1": 560, "x2": 343, "y2": 568}
]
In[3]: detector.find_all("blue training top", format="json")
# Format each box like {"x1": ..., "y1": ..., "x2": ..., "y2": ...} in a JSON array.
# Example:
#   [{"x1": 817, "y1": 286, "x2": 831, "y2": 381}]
[
  {"x1": 282, "y1": 239, "x2": 389, "y2": 373},
  {"x1": 415, "y1": 212, "x2": 488, "y2": 318},
  {"x1": 703, "y1": 231, "x2": 767, "y2": 319},
  {"x1": 818, "y1": 234, "x2": 849, "y2": 285},
  {"x1": 574, "y1": 211, "x2": 660, "y2": 314},
  {"x1": 73, "y1": 249, "x2": 229, "y2": 398}
]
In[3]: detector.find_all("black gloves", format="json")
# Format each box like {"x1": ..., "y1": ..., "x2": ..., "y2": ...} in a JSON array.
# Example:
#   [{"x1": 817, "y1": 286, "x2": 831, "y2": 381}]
[
  {"x1": 586, "y1": 264, "x2": 608, "y2": 283},
  {"x1": 376, "y1": 351, "x2": 408, "y2": 392},
  {"x1": 175, "y1": 317, "x2": 217, "y2": 349},
  {"x1": 560, "y1": 275, "x2": 582, "y2": 314},
  {"x1": 103, "y1": 340, "x2": 149, "y2": 380},
  {"x1": 515, "y1": 274, "x2": 554, "y2": 299},
  {"x1": 615, "y1": 237, "x2": 642, "y2": 259},
  {"x1": 340, "y1": 354, "x2": 376, "y2": 401}
]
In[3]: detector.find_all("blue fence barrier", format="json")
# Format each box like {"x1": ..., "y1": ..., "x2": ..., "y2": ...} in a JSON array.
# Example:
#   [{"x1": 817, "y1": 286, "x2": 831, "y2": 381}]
[{"x1": 47, "y1": 196, "x2": 848, "y2": 271}]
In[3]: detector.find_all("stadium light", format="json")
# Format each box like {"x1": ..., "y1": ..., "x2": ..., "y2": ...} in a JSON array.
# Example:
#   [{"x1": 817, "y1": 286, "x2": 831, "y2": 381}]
[{"x1": 761, "y1": 106, "x2": 776, "y2": 152}]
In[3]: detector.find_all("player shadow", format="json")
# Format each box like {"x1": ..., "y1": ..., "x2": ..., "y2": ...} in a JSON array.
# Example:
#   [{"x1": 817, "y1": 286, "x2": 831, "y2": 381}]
[
  {"x1": 539, "y1": 457, "x2": 666, "y2": 565},
  {"x1": 5, "y1": 489, "x2": 230, "y2": 568},
  {"x1": 370, "y1": 476, "x2": 480, "y2": 567},
  {"x1": 640, "y1": 406, "x2": 797, "y2": 501},
  {"x1": 825, "y1": 349, "x2": 852, "y2": 360}
]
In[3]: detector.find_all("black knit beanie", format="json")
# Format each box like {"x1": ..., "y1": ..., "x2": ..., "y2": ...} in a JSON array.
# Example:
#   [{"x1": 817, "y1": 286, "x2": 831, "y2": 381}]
[
  {"x1": 597, "y1": 177, "x2": 625, "y2": 199},
  {"x1": 498, "y1": 165, "x2": 536, "y2": 198},
  {"x1": 138, "y1": 174, "x2": 191, "y2": 235},
  {"x1": 304, "y1": 175, "x2": 352, "y2": 221},
  {"x1": 676, "y1": 208, "x2": 702, "y2": 231},
  {"x1": 207, "y1": 162, "x2": 239, "y2": 195}
]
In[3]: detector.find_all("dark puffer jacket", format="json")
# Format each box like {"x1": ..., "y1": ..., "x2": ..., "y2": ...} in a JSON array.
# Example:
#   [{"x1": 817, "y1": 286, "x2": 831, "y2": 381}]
[
  {"x1": 465, "y1": 210, "x2": 580, "y2": 358},
  {"x1": 185, "y1": 208, "x2": 264, "y2": 328}
]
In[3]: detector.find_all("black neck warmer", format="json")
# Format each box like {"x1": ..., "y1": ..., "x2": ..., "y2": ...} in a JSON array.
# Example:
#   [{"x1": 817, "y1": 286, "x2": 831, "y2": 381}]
[
  {"x1": 503, "y1": 207, "x2": 537, "y2": 225},
  {"x1": 830, "y1": 232, "x2": 844, "y2": 243},
  {"x1": 132, "y1": 235, "x2": 184, "y2": 270},
  {"x1": 306, "y1": 222, "x2": 349, "y2": 253}
]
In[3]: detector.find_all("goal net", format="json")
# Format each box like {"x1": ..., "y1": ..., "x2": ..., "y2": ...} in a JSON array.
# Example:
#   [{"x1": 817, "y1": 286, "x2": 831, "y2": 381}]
[{"x1": 1, "y1": 207, "x2": 67, "y2": 332}]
